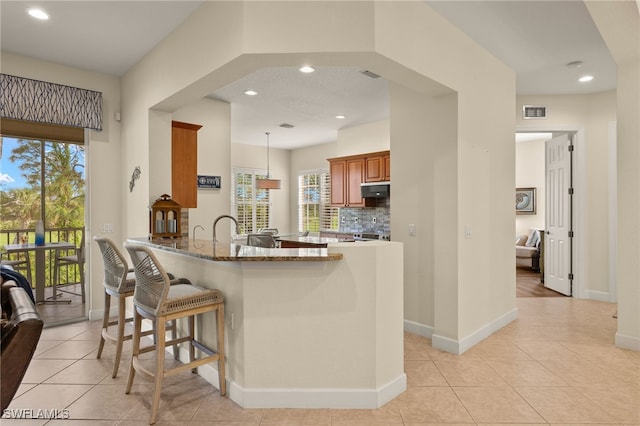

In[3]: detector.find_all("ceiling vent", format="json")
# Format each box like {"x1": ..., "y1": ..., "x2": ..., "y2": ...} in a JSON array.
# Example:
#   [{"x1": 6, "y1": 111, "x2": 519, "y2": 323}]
[
  {"x1": 360, "y1": 70, "x2": 381, "y2": 79},
  {"x1": 279, "y1": 123, "x2": 294, "y2": 128},
  {"x1": 522, "y1": 105, "x2": 547, "y2": 119}
]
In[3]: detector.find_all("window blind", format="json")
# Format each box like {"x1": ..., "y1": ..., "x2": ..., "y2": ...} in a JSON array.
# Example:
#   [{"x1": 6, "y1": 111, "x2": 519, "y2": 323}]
[
  {"x1": 232, "y1": 168, "x2": 271, "y2": 235},
  {"x1": 298, "y1": 169, "x2": 338, "y2": 232}
]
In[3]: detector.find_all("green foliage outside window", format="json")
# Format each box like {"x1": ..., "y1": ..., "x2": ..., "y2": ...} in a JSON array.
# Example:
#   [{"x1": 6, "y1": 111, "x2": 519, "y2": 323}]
[{"x1": 1, "y1": 138, "x2": 84, "y2": 233}]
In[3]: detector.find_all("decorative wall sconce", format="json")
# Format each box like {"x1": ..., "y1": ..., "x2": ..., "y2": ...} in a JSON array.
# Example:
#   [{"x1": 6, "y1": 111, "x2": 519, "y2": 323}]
[{"x1": 129, "y1": 166, "x2": 141, "y2": 192}]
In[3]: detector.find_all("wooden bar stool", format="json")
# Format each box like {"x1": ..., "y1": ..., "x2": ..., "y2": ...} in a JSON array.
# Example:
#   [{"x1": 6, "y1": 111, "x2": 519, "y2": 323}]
[
  {"x1": 124, "y1": 243, "x2": 226, "y2": 424},
  {"x1": 94, "y1": 237, "x2": 177, "y2": 378}
]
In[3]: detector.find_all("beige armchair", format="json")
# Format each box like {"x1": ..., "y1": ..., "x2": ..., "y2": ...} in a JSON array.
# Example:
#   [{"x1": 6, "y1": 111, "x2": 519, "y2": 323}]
[{"x1": 516, "y1": 228, "x2": 543, "y2": 272}]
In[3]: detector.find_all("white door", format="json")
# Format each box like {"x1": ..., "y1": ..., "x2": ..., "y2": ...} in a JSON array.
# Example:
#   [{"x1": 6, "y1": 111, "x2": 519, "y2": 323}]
[{"x1": 545, "y1": 134, "x2": 572, "y2": 295}]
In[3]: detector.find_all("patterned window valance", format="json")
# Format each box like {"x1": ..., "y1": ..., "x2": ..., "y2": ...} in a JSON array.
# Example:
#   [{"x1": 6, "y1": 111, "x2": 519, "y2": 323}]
[{"x1": 0, "y1": 74, "x2": 102, "y2": 131}]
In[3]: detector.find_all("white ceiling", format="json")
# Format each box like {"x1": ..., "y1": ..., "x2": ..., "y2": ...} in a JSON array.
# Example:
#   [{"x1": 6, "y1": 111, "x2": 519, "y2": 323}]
[{"x1": 1, "y1": 1, "x2": 617, "y2": 149}]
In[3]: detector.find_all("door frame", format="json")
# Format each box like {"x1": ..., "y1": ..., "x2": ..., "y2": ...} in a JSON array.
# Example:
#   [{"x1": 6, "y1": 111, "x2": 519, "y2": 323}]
[{"x1": 517, "y1": 124, "x2": 586, "y2": 299}]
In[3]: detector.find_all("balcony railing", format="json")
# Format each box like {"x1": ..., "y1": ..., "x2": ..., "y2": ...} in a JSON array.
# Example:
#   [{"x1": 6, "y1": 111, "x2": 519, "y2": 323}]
[{"x1": 0, "y1": 227, "x2": 84, "y2": 288}]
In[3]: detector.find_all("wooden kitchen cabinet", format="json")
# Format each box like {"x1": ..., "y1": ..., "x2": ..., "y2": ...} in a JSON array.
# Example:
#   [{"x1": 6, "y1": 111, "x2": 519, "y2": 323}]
[
  {"x1": 329, "y1": 160, "x2": 347, "y2": 206},
  {"x1": 365, "y1": 151, "x2": 391, "y2": 182},
  {"x1": 384, "y1": 153, "x2": 391, "y2": 181},
  {"x1": 346, "y1": 158, "x2": 367, "y2": 207},
  {"x1": 329, "y1": 150, "x2": 390, "y2": 207},
  {"x1": 328, "y1": 156, "x2": 375, "y2": 207},
  {"x1": 171, "y1": 120, "x2": 202, "y2": 208}
]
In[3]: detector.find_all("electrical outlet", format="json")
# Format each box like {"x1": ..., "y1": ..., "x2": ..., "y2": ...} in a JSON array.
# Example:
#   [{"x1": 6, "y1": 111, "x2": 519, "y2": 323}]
[
  {"x1": 341, "y1": 216, "x2": 346, "y2": 223},
  {"x1": 103, "y1": 224, "x2": 113, "y2": 233},
  {"x1": 354, "y1": 217, "x2": 359, "y2": 223},
  {"x1": 372, "y1": 217, "x2": 377, "y2": 224}
]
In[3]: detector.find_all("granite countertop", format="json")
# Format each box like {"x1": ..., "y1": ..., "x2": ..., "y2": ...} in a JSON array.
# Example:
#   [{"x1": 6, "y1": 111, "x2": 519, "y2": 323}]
[{"x1": 127, "y1": 237, "x2": 343, "y2": 262}]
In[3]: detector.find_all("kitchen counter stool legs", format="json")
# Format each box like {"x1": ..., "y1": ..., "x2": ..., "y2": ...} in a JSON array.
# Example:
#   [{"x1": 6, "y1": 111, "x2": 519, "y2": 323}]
[
  {"x1": 94, "y1": 237, "x2": 177, "y2": 378},
  {"x1": 124, "y1": 243, "x2": 226, "y2": 424}
]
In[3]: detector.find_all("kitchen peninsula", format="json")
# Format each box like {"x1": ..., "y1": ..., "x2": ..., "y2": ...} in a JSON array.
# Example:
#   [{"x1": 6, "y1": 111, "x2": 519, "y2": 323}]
[{"x1": 127, "y1": 237, "x2": 405, "y2": 409}]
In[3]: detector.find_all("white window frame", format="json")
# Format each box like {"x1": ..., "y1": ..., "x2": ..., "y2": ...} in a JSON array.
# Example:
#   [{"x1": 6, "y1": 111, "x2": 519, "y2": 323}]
[
  {"x1": 232, "y1": 167, "x2": 272, "y2": 235},
  {"x1": 297, "y1": 168, "x2": 339, "y2": 232}
]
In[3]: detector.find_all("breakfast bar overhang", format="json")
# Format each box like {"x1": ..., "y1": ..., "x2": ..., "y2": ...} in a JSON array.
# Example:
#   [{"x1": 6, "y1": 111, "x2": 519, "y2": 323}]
[{"x1": 127, "y1": 237, "x2": 405, "y2": 409}]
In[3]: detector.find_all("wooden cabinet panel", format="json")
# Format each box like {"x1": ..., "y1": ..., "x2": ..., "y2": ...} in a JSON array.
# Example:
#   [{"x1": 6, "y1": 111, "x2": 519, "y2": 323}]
[
  {"x1": 330, "y1": 160, "x2": 346, "y2": 206},
  {"x1": 346, "y1": 158, "x2": 366, "y2": 207},
  {"x1": 365, "y1": 156, "x2": 384, "y2": 182},
  {"x1": 279, "y1": 240, "x2": 328, "y2": 248},
  {"x1": 328, "y1": 157, "x2": 373, "y2": 207},
  {"x1": 171, "y1": 121, "x2": 202, "y2": 208},
  {"x1": 365, "y1": 152, "x2": 391, "y2": 182},
  {"x1": 384, "y1": 154, "x2": 391, "y2": 181}
]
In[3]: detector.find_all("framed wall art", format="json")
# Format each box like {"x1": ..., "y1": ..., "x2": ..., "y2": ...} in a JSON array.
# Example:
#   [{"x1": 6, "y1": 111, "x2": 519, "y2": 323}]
[
  {"x1": 516, "y1": 187, "x2": 536, "y2": 215},
  {"x1": 197, "y1": 175, "x2": 221, "y2": 189}
]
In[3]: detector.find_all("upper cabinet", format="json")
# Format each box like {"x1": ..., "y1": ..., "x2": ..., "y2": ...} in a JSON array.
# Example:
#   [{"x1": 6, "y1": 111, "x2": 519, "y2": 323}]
[
  {"x1": 171, "y1": 120, "x2": 202, "y2": 209},
  {"x1": 328, "y1": 150, "x2": 390, "y2": 207},
  {"x1": 364, "y1": 152, "x2": 390, "y2": 182}
]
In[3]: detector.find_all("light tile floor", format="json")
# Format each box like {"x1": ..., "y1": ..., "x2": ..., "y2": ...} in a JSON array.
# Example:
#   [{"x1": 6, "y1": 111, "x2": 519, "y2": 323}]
[{"x1": 3, "y1": 297, "x2": 639, "y2": 425}]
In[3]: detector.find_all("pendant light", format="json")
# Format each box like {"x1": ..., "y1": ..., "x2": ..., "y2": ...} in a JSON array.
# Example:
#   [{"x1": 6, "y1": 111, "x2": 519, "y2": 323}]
[{"x1": 256, "y1": 132, "x2": 281, "y2": 189}]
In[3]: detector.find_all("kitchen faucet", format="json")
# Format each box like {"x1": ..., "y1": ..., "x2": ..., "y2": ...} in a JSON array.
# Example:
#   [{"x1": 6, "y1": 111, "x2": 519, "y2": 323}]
[{"x1": 213, "y1": 215, "x2": 240, "y2": 243}]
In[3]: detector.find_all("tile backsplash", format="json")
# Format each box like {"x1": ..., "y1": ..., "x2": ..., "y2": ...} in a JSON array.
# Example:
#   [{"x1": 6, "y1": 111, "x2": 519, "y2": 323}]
[{"x1": 338, "y1": 206, "x2": 391, "y2": 236}]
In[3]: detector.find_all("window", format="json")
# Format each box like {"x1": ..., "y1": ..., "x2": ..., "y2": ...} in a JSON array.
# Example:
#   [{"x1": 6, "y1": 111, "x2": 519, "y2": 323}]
[
  {"x1": 1, "y1": 136, "x2": 85, "y2": 233},
  {"x1": 232, "y1": 168, "x2": 271, "y2": 235},
  {"x1": 298, "y1": 169, "x2": 339, "y2": 232}
]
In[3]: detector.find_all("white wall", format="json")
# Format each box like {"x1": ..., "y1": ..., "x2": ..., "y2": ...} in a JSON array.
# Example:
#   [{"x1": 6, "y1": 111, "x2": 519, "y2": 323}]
[
  {"x1": 119, "y1": 0, "x2": 516, "y2": 354},
  {"x1": 587, "y1": 0, "x2": 640, "y2": 350},
  {"x1": 1, "y1": 52, "x2": 122, "y2": 319},
  {"x1": 515, "y1": 138, "x2": 546, "y2": 236},
  {"x1": 336, "y1": 120, "x2": 390, "y2": 157},
  {"x1": 374, "y1": 2, "x2": 516, "y2": 349}
]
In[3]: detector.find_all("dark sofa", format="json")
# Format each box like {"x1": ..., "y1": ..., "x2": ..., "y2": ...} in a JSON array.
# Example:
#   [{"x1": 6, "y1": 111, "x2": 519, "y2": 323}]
[{"x1": 1, "y1": 279, "x2": 44, "y2": 411}]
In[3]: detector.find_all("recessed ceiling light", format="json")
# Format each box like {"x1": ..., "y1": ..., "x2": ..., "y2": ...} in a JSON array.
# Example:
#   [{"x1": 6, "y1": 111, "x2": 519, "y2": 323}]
[
  {"x1": 243, "y1": 89, "x2": 258, "y2": 96},
  {"x1": 298, "y1": 65, "x2": 315, "y2": 74},
  {"x1": 336, "y1": 115, "x2": 346, "y2": 119},
  {"x1": 27, "y1": 8, "x2": 49, "y2": 20},
  {"x1": 578, "y1": 75, "x2": 594, "y2": 83}
]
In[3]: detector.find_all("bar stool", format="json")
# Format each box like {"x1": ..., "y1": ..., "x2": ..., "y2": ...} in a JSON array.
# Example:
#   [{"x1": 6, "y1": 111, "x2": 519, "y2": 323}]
[
  {"x1": 94, "y1": 237, "x2": 178, "y2": 378},
  {"x1": 124, "y1": 243, "x2": 226, "y2": 424}
]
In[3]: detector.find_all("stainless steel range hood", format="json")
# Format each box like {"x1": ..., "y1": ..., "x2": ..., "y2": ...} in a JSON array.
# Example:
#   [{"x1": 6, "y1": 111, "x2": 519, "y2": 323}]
[{"x1": 361, "y1": 182, "x2": 390, "y2": 198}]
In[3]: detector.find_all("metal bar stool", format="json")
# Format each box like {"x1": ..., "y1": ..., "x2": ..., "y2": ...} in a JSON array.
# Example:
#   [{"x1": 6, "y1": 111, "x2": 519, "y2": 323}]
[
  {"x1": 124, "y1": 243, "x2": 226, "y2": 424},
  {"x1": 53, "y1": 234, "x2": 85, "y2": 302},
  {"x1": 94, "y1": 237, "x2": 177, "y2": 378}
]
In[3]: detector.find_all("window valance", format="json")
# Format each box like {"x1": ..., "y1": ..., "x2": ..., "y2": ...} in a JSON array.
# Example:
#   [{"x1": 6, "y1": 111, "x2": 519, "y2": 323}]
[{"x1": 0, "y1": 74, "x2": 102, "y2": 131}]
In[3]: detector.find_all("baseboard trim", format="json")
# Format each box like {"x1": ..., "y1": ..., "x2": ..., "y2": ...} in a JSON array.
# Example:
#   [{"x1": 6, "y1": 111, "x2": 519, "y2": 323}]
[
  {"x1": 404, "y1": 319, "x2": 433, "y2": 338},
  {"x1": 87, "y1": 306, "x2": 119, "y2": 322},
  {"x1": 585, "y1": 290, "x2": 612, "y2": 303},
  {"x1": 178, "y1": 345, "x2": 406, "y2": 408},
  {"x1": 432, "y1": 307, "x2": 519, "y2": 355},
  {"x1": 234, "y1": 373, "x2": 407, "y2": 409},
  {"x1": 615, "y1": 332, "x2": 640, "y2": 351}
]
